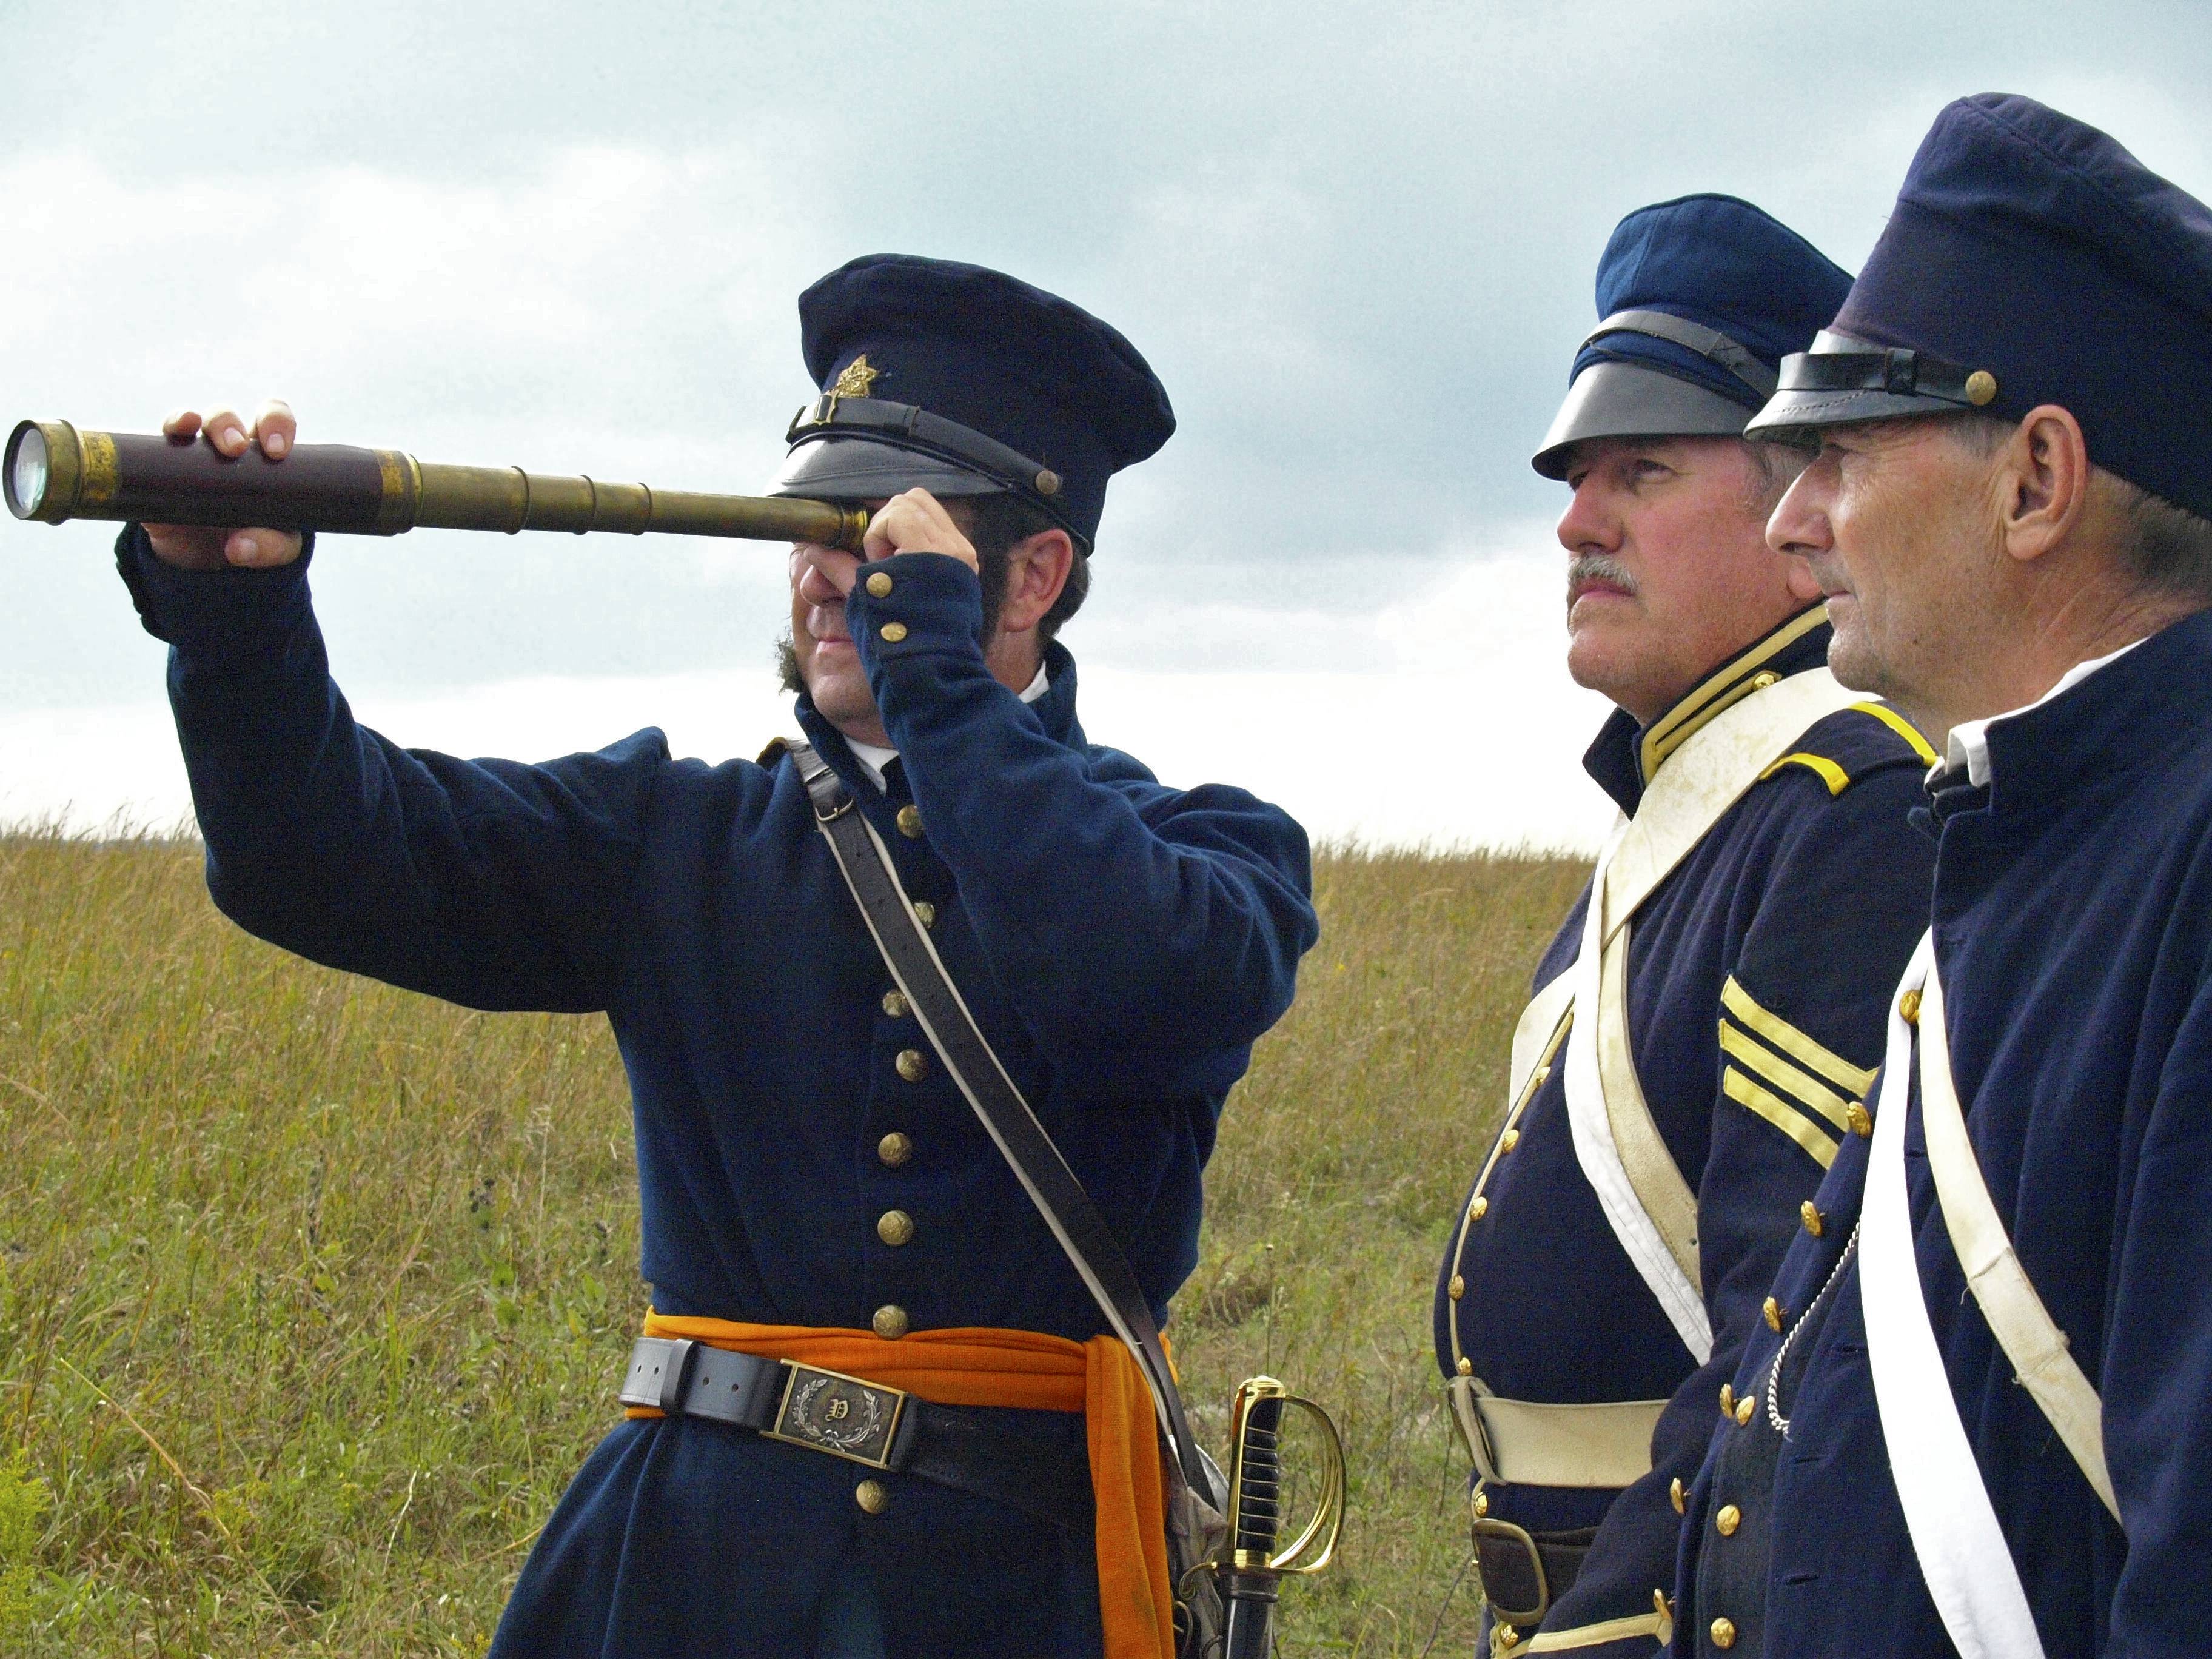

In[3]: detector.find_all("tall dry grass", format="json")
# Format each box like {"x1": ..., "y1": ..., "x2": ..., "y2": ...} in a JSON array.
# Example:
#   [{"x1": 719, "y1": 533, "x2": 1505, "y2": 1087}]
[{"x1": 0, "y1": 830, "x2": 1587, "y2": 1655}]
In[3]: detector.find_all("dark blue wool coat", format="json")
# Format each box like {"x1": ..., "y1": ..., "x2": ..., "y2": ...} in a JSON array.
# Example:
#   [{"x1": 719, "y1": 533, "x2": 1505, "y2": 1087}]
[
  {"x1": 1435, "y1": 614, "x2": 1934, "y2": 1656},
  {"x1": 1674, "y1": 609, "x2": 2212, "y2": 1658},
  {"x1": 116, "y1": 533, "x2": 1318, "y2": 1658}
]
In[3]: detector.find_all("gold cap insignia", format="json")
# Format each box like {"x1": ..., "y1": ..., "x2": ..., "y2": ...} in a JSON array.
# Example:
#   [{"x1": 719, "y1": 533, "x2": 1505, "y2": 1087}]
[{"x1": 832, "y1": 355, "x2": 882, "y2": 399}]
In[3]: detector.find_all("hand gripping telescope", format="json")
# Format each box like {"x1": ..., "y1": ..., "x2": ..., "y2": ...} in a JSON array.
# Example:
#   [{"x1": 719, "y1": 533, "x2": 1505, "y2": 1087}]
[
  {"x1": 4, "y1": 420, "x2": 872, "y2": 551},
  {"x1": 1194, "y1": 1377, "x2": 1347, "y2": 1658}
]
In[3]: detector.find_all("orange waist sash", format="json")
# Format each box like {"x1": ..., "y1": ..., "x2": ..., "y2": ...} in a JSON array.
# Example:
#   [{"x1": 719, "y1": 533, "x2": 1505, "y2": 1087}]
[{"x1": 628, "y1": 1313, "x2": 1175, "y2": 1659}]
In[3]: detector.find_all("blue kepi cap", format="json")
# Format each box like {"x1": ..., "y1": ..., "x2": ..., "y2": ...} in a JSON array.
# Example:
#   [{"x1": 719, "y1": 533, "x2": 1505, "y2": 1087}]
[
  {"x1": 1532, "y1": 194, "x2": 1852, "y2": 478},
  {"x1": 1749, "y1": 95, "x2": 2212, "y2": 522},
  {"x1": 774, "y1": 254, "x2": 1175, "y2": 551}
]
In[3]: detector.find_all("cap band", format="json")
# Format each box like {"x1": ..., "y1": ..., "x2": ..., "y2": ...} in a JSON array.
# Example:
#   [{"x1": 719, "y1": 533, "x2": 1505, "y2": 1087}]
[
  {"x1": 1774, "y1": 341, "x2": 1989, "y2": 409},
  {"x1": 785, "y1": 392, "x2": 1075, "y2": 529},
  {"x1": 1585, "y1": 309, "x2": 1778, "y2": 400}
]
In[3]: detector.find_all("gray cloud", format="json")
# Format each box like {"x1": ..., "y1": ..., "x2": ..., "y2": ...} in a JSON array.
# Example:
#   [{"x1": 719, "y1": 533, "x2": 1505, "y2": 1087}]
[{"x1": 4, "y1": 0, "x2": 2210, "y2": 716}]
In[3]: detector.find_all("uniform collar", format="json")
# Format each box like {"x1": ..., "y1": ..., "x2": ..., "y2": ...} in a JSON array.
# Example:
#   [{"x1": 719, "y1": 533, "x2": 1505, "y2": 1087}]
[
  {"x1": 1583, "y1": 604, "x2": 1834, "y2": 816},
  {"x1": 795, "y1": 642, "x2": 1082, "y2": 797},
  {"x1": 1939, "y1": 636, "x2": 2146, "y2": 788},
  {"x1": 1925, "y1": 607, "x2": 2212, "y2": 819}
]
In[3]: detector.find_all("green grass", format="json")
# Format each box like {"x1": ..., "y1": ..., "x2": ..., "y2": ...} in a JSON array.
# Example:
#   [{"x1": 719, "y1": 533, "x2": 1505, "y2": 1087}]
[{"x1": 0, "y1": 831, "x2": 1587, "y2": 1655}]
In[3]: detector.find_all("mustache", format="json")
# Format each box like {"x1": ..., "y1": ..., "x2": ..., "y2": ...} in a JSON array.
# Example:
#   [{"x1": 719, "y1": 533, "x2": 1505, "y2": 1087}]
[{"x1": 1567, "y1": 554, "x2": 1638, "y2": 599}]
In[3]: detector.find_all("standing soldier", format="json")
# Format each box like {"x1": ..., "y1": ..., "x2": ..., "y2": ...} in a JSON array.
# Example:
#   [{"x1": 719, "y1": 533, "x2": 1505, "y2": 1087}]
[
  {"x1": 1433, "y1": 198, "x2": 1937, "y2": 1657},
  {"x1": 117, "y1": 255, "x2": 1319, "y2": 1658},
  {"x1": 1674, "y1": 95, "x2": 2212, "y2": 1657}
]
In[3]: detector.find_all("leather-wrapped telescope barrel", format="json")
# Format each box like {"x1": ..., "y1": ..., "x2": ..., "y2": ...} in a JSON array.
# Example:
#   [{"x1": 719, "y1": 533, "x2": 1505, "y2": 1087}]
[{"x1": 4, "y1": 420, "x2": 871, "y2": 551}]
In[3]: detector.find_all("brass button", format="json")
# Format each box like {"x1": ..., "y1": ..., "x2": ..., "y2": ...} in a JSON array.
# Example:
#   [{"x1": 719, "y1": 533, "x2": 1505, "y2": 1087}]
[
  {"x1": 1718, "y1": 1384, "x2": 1735, "y2": 1418},
  {"x1": 1749, "y1": 671, "x2": 1780, "y2": 690},
  {"x1": 1899, "y1": 987, "x2": 1923, "y2": 1025},
  {"x1": 896, "y1": 804, "x2": 923, "y2": 839},
  {"x1": 1763, "y1": 1296, "x2": 1785, "y2": 1332},
  {"x1": 1965, "y1": 369, "x2": 1998, "y2": 406},
  {"x1": 879, "y1": 621, "x2": 908, "y2": 643},
  {"x1": 872, "y1": 1304, "x2": 910, "y2": 1340},
  {"x1": 1801, "y1": 1200, "x2": 1824, "y2": 1238},
  {"x1": 1034, "y1": 467, "x2": 1062, "y2": 496},
  {"x1": 1500, "y1": 1128, "x2": 1520, "y2": 1153},
  {"x1": 912, "y1": 900, "x2": 936, "y2": 929},
  {"x1": 1846, "y1": 1102, "x2": 1873, "y2": 1138},
  {"x1": 882, "y1": 989, "x2": 909, "y2": 1019},
  {"x1": 1735, "y1": 1395, "x2": 1755, "y2": 1425},
  {"x1": 1496, "y1": 1624, "x2": 1520, "y2": 1650},
  {"x1": 1670, "y1": 1476, "x2": 1686, "y2": 1515},
  {"x1": 878, "y1": 1131, "x2": 913, "y2": 1168},
  {"x1": 865, "y1": 571, "x2": 894, "y2": 598},
  {"x1": 877, "y1": 1209, "x2": 914, "y2": 1247},
  {"x1": 1472, "y1": 1487, "x2": 1489, "y2": 1518},
  {"x1": 1711, "y1": 1616, "x2": 1737, "y2": 1649},
  {"x1": 896, "y1": 1048, "x2": 930, "y2": 1083},
  {"x1": 1715, "y1": 1503, "x2": 1741, "y2": 1537},
  {"x1": 1456, "y1": 1356, "x2": 1472, "y2": 1376},
  {"x1": 855, "y1": 1478, "x2": 890, "y2": 1515},
  {"x1": 1448, "y1": 1274, "x2": 1465, "y2": 1301},
  {"x1": 1467, "y1": 1196, "x2": 1488, "y2": 1222}
]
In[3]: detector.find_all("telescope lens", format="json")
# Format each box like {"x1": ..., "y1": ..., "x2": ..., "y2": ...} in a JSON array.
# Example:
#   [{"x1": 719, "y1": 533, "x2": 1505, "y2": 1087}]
[{"x1": 6, "y1": 424, "x2": 48, "y2": 518}]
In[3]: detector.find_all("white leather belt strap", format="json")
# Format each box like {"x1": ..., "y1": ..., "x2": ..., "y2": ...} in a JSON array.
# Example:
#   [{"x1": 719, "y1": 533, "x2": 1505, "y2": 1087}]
[
  {"x1": 1863, "y1": 933, "x2": 2046, "y2": 1659},
  {"x1": 1449, "y1": 1379, "x2": 1668, "y2": 1489},
  {"x1": 1563, "y1": 667, "x2": 1864, "y2": 1361},
  {"x1": 1919, "y1": 963, "x2": 2118, "y2": 1519}
]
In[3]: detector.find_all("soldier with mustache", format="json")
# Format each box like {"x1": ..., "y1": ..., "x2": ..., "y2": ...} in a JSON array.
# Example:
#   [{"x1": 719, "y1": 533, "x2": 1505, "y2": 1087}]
[{"x1": 1432, "y1": 197, "x2": 1936, "y2": 1657}]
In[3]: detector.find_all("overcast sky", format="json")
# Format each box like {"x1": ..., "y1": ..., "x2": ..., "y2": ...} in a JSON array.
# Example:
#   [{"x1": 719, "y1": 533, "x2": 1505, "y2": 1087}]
[{"x1": 5, "y1": 2, "x2": 2210, "y2": 846}]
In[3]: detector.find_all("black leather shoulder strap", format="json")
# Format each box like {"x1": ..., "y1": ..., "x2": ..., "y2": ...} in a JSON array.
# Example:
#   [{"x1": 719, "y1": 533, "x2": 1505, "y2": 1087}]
[{"x1": 789, "y1": 740, "x2": 1213, "y2": 1493}]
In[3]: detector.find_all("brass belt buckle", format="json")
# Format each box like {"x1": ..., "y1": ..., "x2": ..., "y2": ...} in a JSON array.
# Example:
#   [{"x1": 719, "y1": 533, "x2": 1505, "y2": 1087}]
[{"x1": 763, "y1": 1362, "x2": 908, "y2": 1470}]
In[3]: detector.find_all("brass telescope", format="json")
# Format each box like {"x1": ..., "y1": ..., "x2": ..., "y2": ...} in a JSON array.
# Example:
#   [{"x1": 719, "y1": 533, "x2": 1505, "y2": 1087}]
[{"x1": 3, "y1": 420, "x2": 873, "y2": 551}]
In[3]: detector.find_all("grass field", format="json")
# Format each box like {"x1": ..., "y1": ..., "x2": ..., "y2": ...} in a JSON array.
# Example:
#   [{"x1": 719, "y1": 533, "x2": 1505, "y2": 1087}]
[{"x1": 0, "y1": 830, "x2": 1589, "y2": 1656}]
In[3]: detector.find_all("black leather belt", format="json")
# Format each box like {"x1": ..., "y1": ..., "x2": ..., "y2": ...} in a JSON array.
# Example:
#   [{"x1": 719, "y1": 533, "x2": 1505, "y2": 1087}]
[
  {"x1": 618, "y1": 1336, "x2": 1095, "y2": 1532},
  {"x1": 1472, "y1": 1515, "x2": 1597, "y2": 1630}
]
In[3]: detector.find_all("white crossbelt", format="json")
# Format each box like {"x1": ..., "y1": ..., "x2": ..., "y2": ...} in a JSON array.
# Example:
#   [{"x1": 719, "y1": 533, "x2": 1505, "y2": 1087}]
[
  {"x1": 1862, "y1": 935, "x2": 2118, "y2": 1659},
  {"x1": 1449, "y1": 666, "x2": 1862, "y2": 1485},
  {"x1": 1567, "y1": 666, "x2": 1862, "y2": 1361}
]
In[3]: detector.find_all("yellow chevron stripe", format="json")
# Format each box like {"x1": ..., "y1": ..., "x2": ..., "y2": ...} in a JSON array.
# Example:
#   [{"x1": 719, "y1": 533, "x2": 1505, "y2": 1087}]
[
  {"x1": 1851, "y1": 700, "x2": 1939, "y2": 765},
  {"x1": 1724, "y1": 1067, "x2": 1840, "y2": 1169},
  {"x1": 1757, "y1": 751, "x2": 1852, "y2": 796},
  {"x1": 1720, "y1": 976, "x2": 1877, "y2": 1097},
  {"x1": 1719, "y1": 1019, "x2": 1851, "y2": 1130}
]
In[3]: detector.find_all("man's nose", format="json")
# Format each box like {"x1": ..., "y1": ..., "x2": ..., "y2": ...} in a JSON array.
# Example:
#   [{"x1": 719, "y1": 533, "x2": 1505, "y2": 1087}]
[
  {"x1": 1766, "y1": 471, "x2": 1830, "y2": 558},
  {"x1": 794, "y1": 548, "x2": 848, "y2": 605},
  {"x1": 1555, "y1": 481, "x2": 1620, "y2": 554}
]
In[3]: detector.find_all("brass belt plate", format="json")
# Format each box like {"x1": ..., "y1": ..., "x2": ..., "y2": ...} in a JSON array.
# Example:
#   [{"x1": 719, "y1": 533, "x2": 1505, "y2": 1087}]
[{"x1": 763, "y1": 1362, "x2": 908, "y2": 1470}]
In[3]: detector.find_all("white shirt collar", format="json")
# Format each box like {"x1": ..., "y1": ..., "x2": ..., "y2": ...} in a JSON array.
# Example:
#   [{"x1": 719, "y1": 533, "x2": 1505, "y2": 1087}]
[
  {"x1": 1942, "y1": 637, "x2": 2147, "y2": 787},
  {"x1": 845, "y1": 662, "x2": 1051, "y2": 792}
]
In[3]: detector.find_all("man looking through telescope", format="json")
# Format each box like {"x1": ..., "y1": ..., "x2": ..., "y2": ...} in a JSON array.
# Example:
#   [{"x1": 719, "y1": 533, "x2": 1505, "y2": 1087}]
[{"x1": 115, "y1": 253, "x2": 1321, "y2": 1659}]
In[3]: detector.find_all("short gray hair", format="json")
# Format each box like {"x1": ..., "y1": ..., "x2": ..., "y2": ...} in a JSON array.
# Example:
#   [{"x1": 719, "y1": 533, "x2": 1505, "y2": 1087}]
[{"x1": 1943, "y1": 412, "x2": 2212, "y2": 601}]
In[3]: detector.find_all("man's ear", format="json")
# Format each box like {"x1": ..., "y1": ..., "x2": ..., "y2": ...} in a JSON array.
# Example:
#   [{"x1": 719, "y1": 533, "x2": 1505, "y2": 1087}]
[
  {"x1": 994, "y1": 528, "x2": 1076, "y2": 636},
  {"x1": 1997, "y1": 404, "x2": 2091, "y2": 566}
]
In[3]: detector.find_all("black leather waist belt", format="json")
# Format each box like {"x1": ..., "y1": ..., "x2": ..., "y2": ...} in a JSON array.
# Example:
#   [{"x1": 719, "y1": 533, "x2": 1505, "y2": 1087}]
[
  {"x1": 617, "y1": 1335, "x2": 1095, "y2": 1532},
  {"x1": 1472, "y1": 1516, "x2": 1597, "y2": 1630}
]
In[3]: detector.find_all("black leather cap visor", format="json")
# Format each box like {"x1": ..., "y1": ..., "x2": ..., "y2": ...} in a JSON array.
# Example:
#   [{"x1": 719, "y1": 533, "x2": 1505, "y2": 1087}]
[
  {"x1": 1531, "y1": 360, "x2": 1759, "y2": 480},
  {"x1": 774, "y1": 435, "x2": 1008, "y2": 502},
  {"x1": 1746, "y1": 330, "x2": 2000, "y2": 444}
]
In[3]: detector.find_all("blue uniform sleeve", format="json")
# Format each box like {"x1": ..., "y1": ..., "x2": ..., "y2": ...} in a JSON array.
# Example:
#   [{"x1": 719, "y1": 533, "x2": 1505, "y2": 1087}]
[
  {"x1": 846, "y1": 551, "x2": 1318, "y2": 1090},
  {"x1": 1545, "y1": 756, "x2": 1933, "y2": 1651},
  {"x1": 117, "y1": 528, "x2": 663, "y2": 1013},
  {"x1": 2103, "y1": 984, "x2": 2212, "y2": 1649}
]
